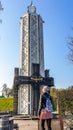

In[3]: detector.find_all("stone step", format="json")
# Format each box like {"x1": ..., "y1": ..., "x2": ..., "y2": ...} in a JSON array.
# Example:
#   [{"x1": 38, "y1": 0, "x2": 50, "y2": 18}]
[{"x1": 13, "y1": 115, "x2": 38, "y2": 120}]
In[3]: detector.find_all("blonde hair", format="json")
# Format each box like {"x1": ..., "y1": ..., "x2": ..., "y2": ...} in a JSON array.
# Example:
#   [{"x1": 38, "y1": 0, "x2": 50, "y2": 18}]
[{"x1": 42, "y1": 86, "x2": 48, "y2": 93}]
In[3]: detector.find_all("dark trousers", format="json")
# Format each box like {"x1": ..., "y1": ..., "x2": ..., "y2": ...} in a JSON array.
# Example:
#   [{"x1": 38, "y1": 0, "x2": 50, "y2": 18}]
[{"x1": 41, "y1": 119, "x2": 52, "y2": 130}]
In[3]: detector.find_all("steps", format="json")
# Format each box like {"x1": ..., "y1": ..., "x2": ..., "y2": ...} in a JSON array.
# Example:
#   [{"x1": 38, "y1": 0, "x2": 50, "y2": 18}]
[{"x1": 13, "y1": 115, "x2": 38, "y2": 120}]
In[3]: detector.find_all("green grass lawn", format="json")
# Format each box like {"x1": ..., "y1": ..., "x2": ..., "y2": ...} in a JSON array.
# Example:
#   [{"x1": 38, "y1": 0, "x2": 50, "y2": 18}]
[{"x1": 0, "y1": 97, "x2": 13, "y2": 111}]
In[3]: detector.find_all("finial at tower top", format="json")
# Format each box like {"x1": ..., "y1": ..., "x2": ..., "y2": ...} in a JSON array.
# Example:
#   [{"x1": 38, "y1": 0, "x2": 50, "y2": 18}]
[
  {"x1": 27, "y1": 2, "x2": 36, "y2": 13},
  {"x1": 30, "y1": 1, "x2": 33, "y2": 5}
]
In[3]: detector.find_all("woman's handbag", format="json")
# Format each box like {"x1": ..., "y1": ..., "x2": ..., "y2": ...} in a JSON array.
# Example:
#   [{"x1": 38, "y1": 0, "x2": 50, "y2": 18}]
[{"x1": 39, "y1": 109, "x2": 53, "y2": 119}]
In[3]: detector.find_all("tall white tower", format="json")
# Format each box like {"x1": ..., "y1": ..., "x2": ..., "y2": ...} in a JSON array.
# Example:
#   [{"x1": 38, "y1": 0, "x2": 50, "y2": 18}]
[
  {"x1": 19, "y1": 2, "x2": 44, "y2": 77},
  {"x1": 17, "y1": 3, "x2": 45, "y2": 115}
]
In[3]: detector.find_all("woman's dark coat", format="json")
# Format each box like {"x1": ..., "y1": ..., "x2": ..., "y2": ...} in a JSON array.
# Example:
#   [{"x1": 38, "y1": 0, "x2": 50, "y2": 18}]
[{"x1": 38, "y1": 92, "x2": 53, "y2": 116}]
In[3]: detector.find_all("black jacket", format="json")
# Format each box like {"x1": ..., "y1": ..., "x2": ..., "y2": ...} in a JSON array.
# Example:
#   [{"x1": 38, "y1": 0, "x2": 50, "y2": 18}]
[{"x1": 38, "y1": 92, "x2": 52, "y2": 116}]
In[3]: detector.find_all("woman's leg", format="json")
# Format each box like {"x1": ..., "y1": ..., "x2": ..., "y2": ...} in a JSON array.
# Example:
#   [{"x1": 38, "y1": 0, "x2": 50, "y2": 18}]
[
  {"x1": 41, "y1": 119, "x2": 45, "y2": 130},
  {"x1": 46, "y1": 119, "x2": 52, "y2": 130}
]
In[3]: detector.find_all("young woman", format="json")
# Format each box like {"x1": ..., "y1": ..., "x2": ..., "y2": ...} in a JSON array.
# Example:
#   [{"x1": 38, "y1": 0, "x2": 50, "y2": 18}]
[{"x1": 38, "y1": 86, "x2": 53, "y2": 130}]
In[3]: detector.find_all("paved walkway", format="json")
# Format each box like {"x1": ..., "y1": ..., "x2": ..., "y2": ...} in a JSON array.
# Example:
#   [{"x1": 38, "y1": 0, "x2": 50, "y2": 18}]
[
  {"x1": 13, "y1": 115, "x2": 73, "y2": 130},
  {"x1": 14, "y1": 120, "x2": 38, "y2": 130},
  {"x1": 14, "y1": 118, "x2": 63, "y2": 130}
]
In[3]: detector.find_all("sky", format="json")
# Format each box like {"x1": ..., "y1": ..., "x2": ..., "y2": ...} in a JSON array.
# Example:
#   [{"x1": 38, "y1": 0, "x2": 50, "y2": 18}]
[{"x1": 0, "y1": 0, "x2": 73, "y2": 94}]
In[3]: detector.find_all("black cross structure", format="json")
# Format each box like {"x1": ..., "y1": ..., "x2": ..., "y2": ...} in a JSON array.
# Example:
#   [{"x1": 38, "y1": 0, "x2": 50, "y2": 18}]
[
  {"x1": 13, "y1": 67, "x2": 54, "y2": 115},
  {"x1": 14, "y1": 75, "x2": 54, "y2": 87}
]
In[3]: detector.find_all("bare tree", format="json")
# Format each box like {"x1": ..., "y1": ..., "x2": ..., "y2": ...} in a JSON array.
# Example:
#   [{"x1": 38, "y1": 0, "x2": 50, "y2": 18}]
[
  {"x1": 2, "y1": 84, "x2": 13, "y2": 97},
  {"x1": 68, "y1": 36, "x2": 73, "y2": 63},
  {"x1": 0, "y1": 1, "x2": 3, "y2": 23}
]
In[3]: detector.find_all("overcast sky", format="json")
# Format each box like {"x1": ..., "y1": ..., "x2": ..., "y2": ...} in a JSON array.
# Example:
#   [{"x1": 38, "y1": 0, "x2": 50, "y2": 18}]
[{"x1": 0, "y1": 0, "x2": 73, "y2": 94}]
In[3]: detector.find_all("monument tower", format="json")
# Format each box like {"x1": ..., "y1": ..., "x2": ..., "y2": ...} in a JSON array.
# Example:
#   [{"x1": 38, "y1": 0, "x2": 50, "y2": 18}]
[
  {"x1": 13, "y1": 3, "x2": 54, "y2": 115},
  {"x1": 19, "y1": 2, "x2": 44, "y2": 77}
]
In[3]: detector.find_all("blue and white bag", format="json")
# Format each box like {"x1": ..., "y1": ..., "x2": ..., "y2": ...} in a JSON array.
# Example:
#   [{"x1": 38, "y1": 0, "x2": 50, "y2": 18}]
[{"x1": 45, "y1": 97, "x2": 53, "y2": 112}]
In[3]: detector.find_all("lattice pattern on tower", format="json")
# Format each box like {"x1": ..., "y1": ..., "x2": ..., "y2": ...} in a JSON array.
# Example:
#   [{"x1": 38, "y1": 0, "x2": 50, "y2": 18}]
[
  {"x1": 20, "y1": 14, "x2": 29, "y2": 76},
  {"x1": 30, "y1": 14, "x2": 39, "y2": 63},
  {"x1": 18, "y1": 84, "x2": 31, "y2": 114},
  {"x1": 38, "y1": 16, "x2": 44, "y2": 76}
]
